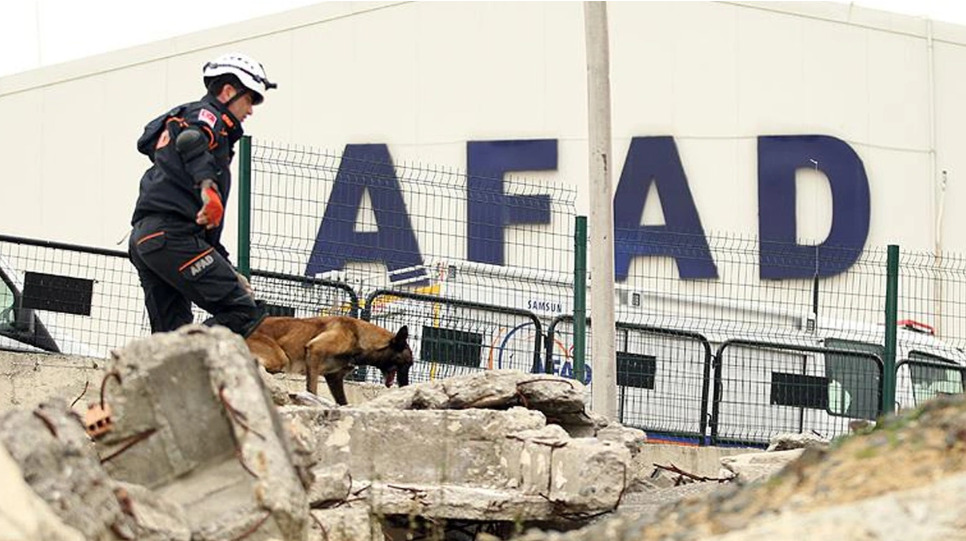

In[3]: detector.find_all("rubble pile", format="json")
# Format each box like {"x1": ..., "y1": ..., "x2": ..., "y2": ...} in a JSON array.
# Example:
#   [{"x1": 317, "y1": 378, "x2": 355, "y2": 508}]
[
  {"x1": 0, "y1": 435, "x2": 85, "y2": 541},
  {"x1": 102, "y1": 325, "x2": 309, "y2": 540},
  {"x1": 280, "y1": 371, "x2": 642, "y2": 528},
  {"x1": 512, "y1": 396, "x2": 966, "y2": 540},
  {"x1": 0, "y1": 326, "x2": 648, "y2": 541},
  {"x1": 10, "y1": 325, "x2": 962, "y2": 540}
]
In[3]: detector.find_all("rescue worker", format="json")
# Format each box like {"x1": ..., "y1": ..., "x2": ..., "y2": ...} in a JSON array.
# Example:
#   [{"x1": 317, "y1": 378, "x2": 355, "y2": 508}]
[{"x1": 128, "y1": 53, "x2": 276, "y2": 337}]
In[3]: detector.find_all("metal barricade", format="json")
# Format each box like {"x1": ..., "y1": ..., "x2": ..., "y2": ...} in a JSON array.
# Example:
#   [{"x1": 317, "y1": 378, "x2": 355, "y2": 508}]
[
  {"x1": 361, "y1": 289, "x2": 543, "y2": 384},
  {"x1": 546, "y1": 315, "x2": 713, "y2": 444},
  {"x1": 712, "y1": 340, "x2": 883, "y2": 446}
]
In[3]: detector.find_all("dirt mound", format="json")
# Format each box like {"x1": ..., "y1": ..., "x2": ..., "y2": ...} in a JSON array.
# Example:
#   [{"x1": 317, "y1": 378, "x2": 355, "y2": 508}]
[{"x1": 515, "y1": 394, "x2": 966, "y2": 540}]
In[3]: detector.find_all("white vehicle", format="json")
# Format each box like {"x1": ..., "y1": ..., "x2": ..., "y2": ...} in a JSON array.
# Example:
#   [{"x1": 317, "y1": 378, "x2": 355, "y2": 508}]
[
  {"x1": 0, "y1": 254, "x2": 99, "y2": 357},
  {"x1": 596, "y1": 311, "x2": 966, "y2": 446}
]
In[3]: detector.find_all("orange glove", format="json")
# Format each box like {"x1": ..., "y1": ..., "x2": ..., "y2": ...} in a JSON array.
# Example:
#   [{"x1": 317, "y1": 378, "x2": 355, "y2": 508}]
[{"x1": 196, "y1": 180, "x2": 224, "y2": 229}]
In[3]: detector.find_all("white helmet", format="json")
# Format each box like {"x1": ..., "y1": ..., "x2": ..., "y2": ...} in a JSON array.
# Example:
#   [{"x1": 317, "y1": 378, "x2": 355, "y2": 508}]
[{"x1": 203, "y1": 53, "x2": 277, "y2": 104}]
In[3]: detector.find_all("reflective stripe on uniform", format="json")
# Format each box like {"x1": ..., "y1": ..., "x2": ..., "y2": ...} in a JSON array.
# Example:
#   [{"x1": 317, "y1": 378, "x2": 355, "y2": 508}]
[{"x1": 178, "y1": 248, "x2": 215, "y2": 272}]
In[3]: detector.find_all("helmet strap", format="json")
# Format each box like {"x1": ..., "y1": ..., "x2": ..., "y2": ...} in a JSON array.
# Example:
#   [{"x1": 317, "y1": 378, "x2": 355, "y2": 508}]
[{"x1": 225, "y1": 86, "x2": 249, "y2": 108}]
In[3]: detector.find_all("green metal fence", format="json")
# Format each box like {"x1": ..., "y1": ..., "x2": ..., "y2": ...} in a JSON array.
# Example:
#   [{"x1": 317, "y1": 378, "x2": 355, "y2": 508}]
[
  {"x1": 236, "y1": 138, "x2": 966, "y2": 444},
  {"x1": 2, "y1": 136, "x2": 966, "y2": 446},
  {"x1": 245, "y1": 139, "x2": 577, "y2": 300}
]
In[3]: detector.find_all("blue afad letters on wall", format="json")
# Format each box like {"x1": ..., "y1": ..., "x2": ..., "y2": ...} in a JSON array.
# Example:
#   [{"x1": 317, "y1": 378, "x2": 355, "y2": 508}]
[
  {"x1": 613, "y1": 137, "x2": 718, "y2": 280},
  {"x1": 758, "y1": 135, "x2": 870, "y2": 279},
  {"x1": 305, "y1": 136, "x2": 870, "y2": 283},
  {"x1": 466, "y1": 140, "x2": 556, "y2": 265},
  {"x1": 304, "y1": 144, "x2": 428, "y2": 285}
]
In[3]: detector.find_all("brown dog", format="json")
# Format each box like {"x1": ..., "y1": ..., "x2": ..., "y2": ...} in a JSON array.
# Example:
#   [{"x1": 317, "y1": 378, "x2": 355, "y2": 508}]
[{"x1": 245, "y1": 316, "x2": 413, "y2": 405}]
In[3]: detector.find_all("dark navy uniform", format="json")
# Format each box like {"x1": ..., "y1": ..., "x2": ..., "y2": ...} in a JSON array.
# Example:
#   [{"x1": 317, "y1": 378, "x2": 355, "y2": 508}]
[{"x1": 129, "y1": 95, "x2": 264, "y2": 336}]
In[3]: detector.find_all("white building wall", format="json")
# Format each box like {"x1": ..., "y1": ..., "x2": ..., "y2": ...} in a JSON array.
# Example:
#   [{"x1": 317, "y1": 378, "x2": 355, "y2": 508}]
[{"x1": 0, "y1": 0, "x2": 964, "y2": 257}]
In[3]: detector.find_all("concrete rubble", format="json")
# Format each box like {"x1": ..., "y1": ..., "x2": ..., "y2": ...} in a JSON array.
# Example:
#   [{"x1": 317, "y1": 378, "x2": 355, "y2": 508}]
[
  {"x1": 8, "y1": 325, "x2": 964, "y2": 539},
  {"x1": 0, "y1": 326, "x2": 652, "y2": 540},
  {"x1": 510, "y1": 394, "x2": 966, "y2": 541},
  {"x1": 765, "y1": 431, "x2": 831, "y2": 452},
  {"x1": 101, "y1": 325, "x2": 310, "y2": 541},
  {"x1": 282, "y1": 398, "x2": 630, "y2": 521},
  {"x1": 356, "y1": 369, "x2": 613, "y2": 435},
  {"x1": 0, "y1": 399, "x2": 190, "y2": 541},
  {"x1": 712, "y1": 432, "x2": 832, "y2": 484},
  {"x1": 718, "y1": 449, "x2": 803, "y2": 484},
  {"x1": 0, "y1": 425, "x2": 85, "y2": 541}
]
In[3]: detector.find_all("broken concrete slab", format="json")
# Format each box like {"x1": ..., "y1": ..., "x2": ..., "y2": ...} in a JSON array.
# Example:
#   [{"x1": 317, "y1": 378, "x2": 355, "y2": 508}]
[
  {"x1": 154, "y1": 457, "x2": 288, "y2": 541},
  {"x1": 102, "y1": 325, "x2": 310, "y2": 541},
  {"x1": 308, "y1": 507, "x2": 383, "y2": 541},
  {"x1": 257, "y1": 366, "x2": 341, "y2": 410},
  {"x1": 258, "y1": 364, "x2": 295, "y2": 407},
  {"x1": 0, "y1": 440, "x2": 84, "y2": 541},
  {"x1": 362, "y1": 483, "x2": 557, "y2": 521},
  {"x1": 3, "y1": 335, "x2": 756, "y2": 540},
  {"x1": 558, "y1": 410, "x2": 610, "y2": 438},
  {"x1": 283, "y1": 403, "x2": 634, "y2": 520},
  {"x1": 306, "y1": 463, "x2": 352, "y2": 508},
  {"x1": 97, "y1": 347, "x2": 236, "y2": 488},
  {"x1": 114, "y1": 482, "x2": 191, "y2": 541},
  {"x1": 631, "y1": 443, "x2": 759, "y2": 483},
  {"x1": 0, "y1": 399, "x2": 187, "y2": 540},
  {"x1": 514, "y1": 376, "x2": 590, "y2": 427},
  {"x1": 506, "y1": 424, "x2": 571, "y2": 495},
  {"x1": 0, "y1": 352, "x2": 100, "y2": 413},
  {"x1": 357, "y1": 369, "x2": 643, "y2": 445},
  {"x1": 550, "y1": 438, "x2": 631, "y2": 513},
  {"x1": 596, "y1": 424, "x2": 647, "y2": 457},
  {"x1": 359, "y1": 370, "x2": 589, "y2": 422},
  {"x1": 766, "y1": 432, "x2": 830, "y2": 452},
  {"x1": 283, "y1": 405, "x2": 547, "y2": 488},
  {"x1": 290, "y1": 391, "x2": 337, "y2": 409},
  {"x1": 719, "y1": 449, "x2": 804, "y2": 484}
]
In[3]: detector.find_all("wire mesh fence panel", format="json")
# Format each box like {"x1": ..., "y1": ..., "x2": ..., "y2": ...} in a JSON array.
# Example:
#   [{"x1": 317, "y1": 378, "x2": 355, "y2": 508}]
[
  {"x1": 250, "y1": 270, "x2": 359, "y2": 318},
  {"x1": 896, "y1": 358, "x2": 966, "y2": 412},
  {"x1": 712, "y1": 341, "x2": 882, "y2": 446},
  {"x1": 0, "y1": 236, "x2": 146, "y2": 357},
  {"x1": 547, "y1": 317, "x2": 712, "y2": 441},
  {"x1": 611, "y1": 231, "x2": 891, "y2": 346},
  {"x1": 361, "y1": 290, "x2": 542, "y2": 386},
  {"x1": 8, "y1": 134, "x2": 966, "y2": 447},
  {"x1": 898, "y1": 250, "x2": 966, "y2": 352},
  {"x1": 249, "y1": 139, "x2": 576, "y2": 313},
  {"x1": 614, "y1": 326, "x2": 712, "y2": 442}
]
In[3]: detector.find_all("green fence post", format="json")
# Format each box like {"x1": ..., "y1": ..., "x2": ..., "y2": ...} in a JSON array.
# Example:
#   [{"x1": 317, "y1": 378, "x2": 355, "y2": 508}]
[
  {"x1": 883, "y1": 244, "x2": 899, "y2": 414},
  {"x1": 237, "y1": 135, "x2": 252, "y2": 279},
  {"x1": 573, "y1": 216, "x2": 588, "y2": 382}
]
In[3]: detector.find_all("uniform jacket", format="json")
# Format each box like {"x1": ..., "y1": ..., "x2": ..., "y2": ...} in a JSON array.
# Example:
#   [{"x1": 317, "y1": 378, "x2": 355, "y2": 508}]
[{"x1": 132, "y1": 94, "x2": 244, "y2": 259}]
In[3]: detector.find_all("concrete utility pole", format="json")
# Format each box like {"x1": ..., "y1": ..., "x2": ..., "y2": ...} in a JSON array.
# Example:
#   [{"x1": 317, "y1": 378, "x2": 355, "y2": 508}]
[{"x1": 584, "y1": 1, "x2": 617, "y2": 420}]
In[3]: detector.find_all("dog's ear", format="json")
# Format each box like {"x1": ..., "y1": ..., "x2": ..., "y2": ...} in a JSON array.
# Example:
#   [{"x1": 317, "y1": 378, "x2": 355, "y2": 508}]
[{"x1": 391, "y1": 325, "x2": 409, "y2": 350}]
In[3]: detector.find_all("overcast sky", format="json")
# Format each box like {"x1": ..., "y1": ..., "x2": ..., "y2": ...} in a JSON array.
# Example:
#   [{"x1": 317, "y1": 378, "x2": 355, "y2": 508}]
[
  {"x1": 0, "y1": 0, "x2": 320, "y2": 77},
  {"x1": 1, "y1": 0, "x2": 965, "y2": 79}
]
